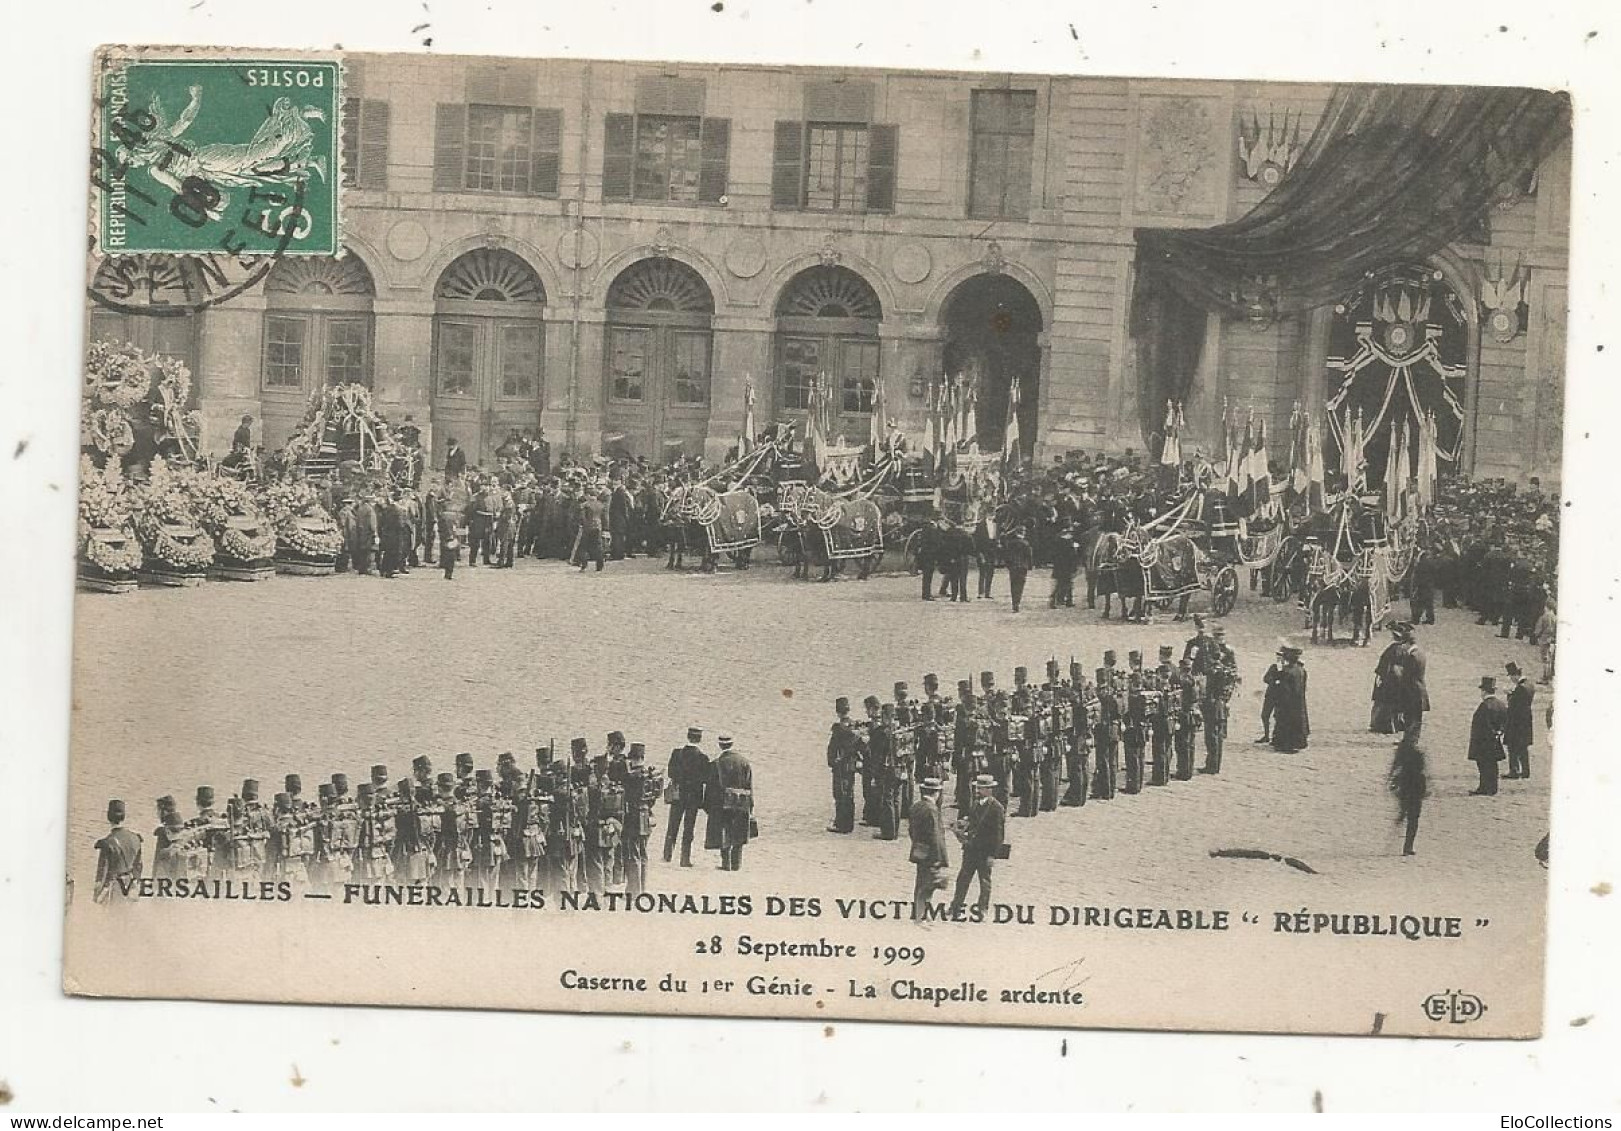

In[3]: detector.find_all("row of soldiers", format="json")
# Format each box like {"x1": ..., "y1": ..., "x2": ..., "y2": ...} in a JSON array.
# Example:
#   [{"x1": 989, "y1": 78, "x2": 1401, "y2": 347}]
[
  {"x1": 826, "y1": 618, "x2": 1242, "y2": 839},
  {"x1": 95, "y1": 737, "x2": 666, "y2": 903}
]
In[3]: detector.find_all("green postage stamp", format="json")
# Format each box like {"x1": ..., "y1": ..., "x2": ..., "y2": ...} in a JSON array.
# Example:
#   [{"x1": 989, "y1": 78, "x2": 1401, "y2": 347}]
[{"x1": 95, "y1": 51, "x2": 341, "y2": 257}]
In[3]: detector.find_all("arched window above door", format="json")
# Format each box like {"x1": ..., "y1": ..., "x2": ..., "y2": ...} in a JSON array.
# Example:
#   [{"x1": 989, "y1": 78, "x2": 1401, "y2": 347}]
[
  {"x1": 435, "y1": 248, "x2": 547, "y2": 303},
  {"x1": 608, "y1": 258, "x2": 715, "y2": 315}
]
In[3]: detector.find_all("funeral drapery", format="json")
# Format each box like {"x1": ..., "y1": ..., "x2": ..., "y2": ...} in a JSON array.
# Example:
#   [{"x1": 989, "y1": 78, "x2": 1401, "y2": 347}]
[{"x1": 1129, "y1": 84, "x2": 1571, "y2": 443}]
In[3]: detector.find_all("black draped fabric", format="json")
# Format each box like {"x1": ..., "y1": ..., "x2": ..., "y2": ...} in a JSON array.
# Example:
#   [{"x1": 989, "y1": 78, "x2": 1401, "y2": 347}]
[{"x1": 1130, "y1": 84, "x2": 1571, "y2": 442}]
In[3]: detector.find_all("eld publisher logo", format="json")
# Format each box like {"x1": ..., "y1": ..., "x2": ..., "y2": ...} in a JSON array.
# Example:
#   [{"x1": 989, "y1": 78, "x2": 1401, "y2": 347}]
[{"x1": 1422, "y1": 989, "x2": 1488, "y2": 1024}]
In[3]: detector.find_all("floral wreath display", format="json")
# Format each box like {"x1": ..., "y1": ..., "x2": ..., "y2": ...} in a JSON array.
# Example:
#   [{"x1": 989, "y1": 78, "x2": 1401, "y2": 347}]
[
  {"x1": 258, "y1": 479, "x2": 343, "y2": 563},
  {"x1": 282, "y1": 384, "x2": 408, "y2": 477},
  {"x1": 128, "y1": 459, "x2": 215, "y2": 573},
  {"x1": 174, "y1": 467, "x2": 278, "y2": 566},
  {"x1": 81, "y1": 340, "x2": 202, "y2": 466},
  {"x1": 76, "y1": 457, "x2": 143, "y2": 578}
]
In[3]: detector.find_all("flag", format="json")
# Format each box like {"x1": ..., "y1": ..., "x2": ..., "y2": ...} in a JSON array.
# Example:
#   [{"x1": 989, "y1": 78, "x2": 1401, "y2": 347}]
[
  {"x1": 960, "y1": 378, "x2": 979, "y2": 453},
  {"x1": 741, "y1": 376, "x2": 756, "y2": 455},
  {"x1": 1159, "y1": 400, "x2": 1181, "y2": 466},
  {"x1": 1247, "y1": 415, "x2": 1271, "y2": 515},
  {"x1": 1346, "y1": 409, "x2": 1367, "y2": 494},
  {"x1": 921, "y1": 380, "x2": 938, "y2": 465},
  {"x1": 1385, "y1": 418, "x2": 1404, "y2": 522},
  {"x1": 1003, "y1": 376, "x2": 1022, "y2": 468},
  {"x1": 1305, "y1": 413, "x2": 1327, "y2": 514},
  {"x1": 869, "y1": 374, "x2": 886, "y2": 453},
  {"x1": 1416, "y1": 410, "x2": 1438, "y2": 512}
]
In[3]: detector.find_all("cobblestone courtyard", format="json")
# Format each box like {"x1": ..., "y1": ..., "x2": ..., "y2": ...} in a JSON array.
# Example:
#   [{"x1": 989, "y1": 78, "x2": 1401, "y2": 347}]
[{"x1": 69, "y1": 554, "x2": 1551, "y2": 926}]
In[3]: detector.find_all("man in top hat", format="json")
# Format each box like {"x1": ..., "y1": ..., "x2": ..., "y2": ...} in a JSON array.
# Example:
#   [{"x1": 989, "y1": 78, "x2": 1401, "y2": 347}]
[
  {"x1": 1270, "y1": 646, "x2": 1310, "y2": 753},
  {"x1": 1469, "y1": 676, "x2": 1509, "y2": 796},
  {"x1": 664, "y1": 727, "x2": 710, "y2": 867},
  {"x1": 706, "y1": 735, "x2": 754, "y2": 872},
  {"x1": 907, "y1": 778, "x2": 950, "y2": 920},
  {"x1": 949, "y1": 774, "x2": 1007, "y2": 919},
  {"x1": 1504, "y1": 661, "x2": 1536, "y2": 779},
  {"x1": 1257, "y1": 644, "x2": 1287, "y2": 744},
  {"x1": 826, "y1": 697, "x2": 861, "y2": 834},
  {"x1": 94, "y1": 800, "x2": 143, "y2": 903}
]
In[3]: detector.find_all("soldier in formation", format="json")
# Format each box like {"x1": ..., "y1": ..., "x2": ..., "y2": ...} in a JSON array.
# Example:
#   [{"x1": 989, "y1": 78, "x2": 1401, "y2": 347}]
[{"x1": 105, "y1": 738, "x2": 676, "y2": 898}]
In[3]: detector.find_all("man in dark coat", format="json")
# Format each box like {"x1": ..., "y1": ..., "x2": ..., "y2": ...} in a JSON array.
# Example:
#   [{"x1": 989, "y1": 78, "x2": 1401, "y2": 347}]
[
  {"x1": 972, "y1": 514, "x2": 998, "y2": 599},
  {"x1": 352, "y1": 495, "x2": 379, "y2": 575},
  {"x1": 1395, "y1": 625, "x2": 1431, "y2": 739},
  {"x1": 917, "y1": 518, "x2": 945, "y2": 601},
  {"x1": 1409, "y1": 548, "x2": 1438, "y2": 625},
  {"x1": 377, "y1": 492, "x2": 405, "y2": 577},
  {"x1": 436, "y1": 503, "x2": 459, "y2": 580},
  {"x1": 1388, "y1": 735, "x2": 1428, "y2": 857},
  {"x1": 1270, "y1": 646, "x2": 1310, "y2": 753},
  {"x1": 1049, "y1": 530, "x2": 1078, "y2": 608},
  {"x1": 1504, "y1": 661, "x2": 1536, "y2": 779},
  {"x1": 907, "y1": 778, "x2": 950, "y2": 919},
  {"x1": 1370, "y1": 623, "x2": 1411, "y2": 734},
  {"x1": 1001, "y1": 525, "x2": 1034, "y2": 613},
  {"x1": 663, "y1": 727, "x2": 710, "y2": 867},
  {"x1": 1256, "y1": 646, "x2": 1285, "y2": 743},
  {"x1": 573, "y1": 491, "x2": 609, "y2": 572},
  {"x1": 609, "y1": 479, "x2": 635, "y2": 560},
  {"x1": 946, "y1": 522, "x2": 975, "y2": 602},
  {"x1": 444, "y1": 438, "x2": 467, "y2": 480},
  {"x1": 94, "y1": 799, "x2": 143, "y2": 903},
  {"x1": 706, "y1": 735, "x2": 754, "y2": 872},
  {"x1": 949, "y1": 774, "x2": 1006, "y2": 917},
  {"x1": 1469, "y1": 675, "x2": 1508, "y2": 796}
]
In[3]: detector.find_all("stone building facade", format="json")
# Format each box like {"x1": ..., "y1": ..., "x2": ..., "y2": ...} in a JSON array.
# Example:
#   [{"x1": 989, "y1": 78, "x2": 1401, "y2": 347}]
[{"x1": 87, "y1": 56, "x2": 1571, "y2": 484}]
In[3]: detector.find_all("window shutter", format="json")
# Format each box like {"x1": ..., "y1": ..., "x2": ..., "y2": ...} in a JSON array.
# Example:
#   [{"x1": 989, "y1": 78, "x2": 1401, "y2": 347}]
[
  {"x1": 433, "y1": 103, "x2": 467, "y2": 192},
  {"x1": 530, "y1": 108, "x2": 562, "y2": 197},
  {"x1": 340, "y1": 96, "x2": 361, "y2": 187},
  {"x1": 866, "y1": 124, "x2": 898, "y2": 212},
  {"x1": 602, "y1": 112, "x2": 635, "y2": 201},
  {"x1": 699, "y1": 117, "x2": 730, "y2": 203},
  {"x1": 771, "y1": 120, "x2": 804, "y2": 210},
  {"x1": 358, "y1": 99, "x2": 390, "y2": 189}
]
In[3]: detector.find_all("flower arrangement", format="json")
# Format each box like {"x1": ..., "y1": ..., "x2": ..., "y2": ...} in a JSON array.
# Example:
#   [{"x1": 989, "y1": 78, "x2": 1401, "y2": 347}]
[
  {"x1": 175, "y1": 468, "x2": 277, "y2": 565},
  {"x1": 128, "y1": 459, "x2": 214, "y2": 573},
  {"x1": 77, "y1": 457, "x2": 143, "y2": 578},
  {"x1": 82, "y1": 340, "x2": 201, "y2": 466},
  {"x1": 258, "y1": 478, "x2": 342, "y2": 562},
  {"x1": 282, "y1": 383, "x2": 408, "y2": 475}
]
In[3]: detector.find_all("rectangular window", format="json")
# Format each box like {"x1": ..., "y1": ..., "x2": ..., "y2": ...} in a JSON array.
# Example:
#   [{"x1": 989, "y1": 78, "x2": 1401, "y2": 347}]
[
  {"x1": 498, "y1": 323, "x2": 541, "y2": 398},
  {"x1": 604, "y1": 114, "x2": 730, "y2": 204},
  {"x1": 342, "y1": 98, "x2": 390, "y2": 189},
  {"x1": 805, "y1": 124, "x2": 868, "y2": 212},
  {"x1": 969, "y1": 89, "x2": 1037, "y2": 219},
  {"x1": 634, "y1": 115, "x2": 704, "y2": 203},
  {"x1": 780, "y1": 336, "x2": 822, "y2": 410},
  {"x1": 466, "y1": 104, "x2": 532, "y2": 193},
  {"x1": 608, "y1": 327, "x2": 647, "y2": 402},
  {"x1": 325, "y1": 319, "x2": 369, "y2": 388},
  {"x1": 839, "y1": 338, "x2": 880, "y2": 414},
  {"x1": 671, "y1": 332, "x2": 711, "y2": 405},
  {"x1": 436, "y1": 323, "x2": 477, "y2": 397},
  {"x1": 264, "y1": 316, "x2": 306, "y2": 389}
]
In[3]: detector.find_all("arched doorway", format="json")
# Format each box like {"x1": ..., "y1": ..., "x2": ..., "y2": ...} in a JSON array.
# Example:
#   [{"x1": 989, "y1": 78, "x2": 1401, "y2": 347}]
[
  {"x1": 261, "y1": 253, "x2": 377, "y2": 448},
  {"x1": 1323, "y1": 263, "x2": 1471, "y2": 489},
  {"x1": 603, "y1": 258, "x2": 715, "y2": 461},
  {"x1": 774, "y1": 265, "x2": 883, "y2": 442},
  {"x1": 432, "y1": 249, "x2": 546, "y2": 470},
  {"x1": 940, "y1": 274, "x2": 1042, "y2": 457}
]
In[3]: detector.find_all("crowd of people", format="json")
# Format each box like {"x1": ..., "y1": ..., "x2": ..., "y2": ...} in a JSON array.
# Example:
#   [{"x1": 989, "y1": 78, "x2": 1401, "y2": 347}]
[
  {"x1": 825, "y1": 617, "x2": 1246, "y2": 917},
  {"x1": 92, "y1": 729, "x2": 758, "y2": 904}
]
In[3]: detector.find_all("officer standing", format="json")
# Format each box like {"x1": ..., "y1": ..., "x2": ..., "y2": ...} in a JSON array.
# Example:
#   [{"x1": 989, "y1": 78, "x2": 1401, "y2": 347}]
[
  {"x1": 1002, "y1": 524, "x2": 1034, "y2": 613},
  {"x1": 949, "y1": 775, "x2": 1007, "y2": 918},
  {"x1": 1173, "y1": 659, "x2": 1203, "y2": 780},
  {"x1": 621, "y1": 743, "x2": 655, "y2": 895},
  {"x1": 1091, "y1": 667, "x2": 1120, "y2": 801},
  {"x1": 873, "y1": 704, "x2": 903, "y2": 841},
  {"x1": 952, "y1": 680, "x2": 981, "y2": 814},
  {"x1": 93, "y1": 800, "x2": 143, "y2": 903},
  {"x1": 583, "y1": 756, "x2": 623, "y2": 894},
  {"x1": 1123, "y1": 671, "x2": 1149, "y2": 793},
  {"x1": 708, "y1": 735, "x2": 755, "y2": 872},
  {"x1": 1061, "y1": 661, "x2": 1091, "y2": 806},
  {"x1": 907, "y1": 778, "x2": 950, "y2": 919},
  {"x1": 917, "y1": 518, "x2": 945, "y2": 601},
  {"x1": 826, "y1": 697, "x2": 860, "y2": 834},
  {"x1": 664, "y1": 727, "x2": 710, "y2": 867},
  {"x1": 1200, "y1": 628, "x2": 1236, "y2": 774}
]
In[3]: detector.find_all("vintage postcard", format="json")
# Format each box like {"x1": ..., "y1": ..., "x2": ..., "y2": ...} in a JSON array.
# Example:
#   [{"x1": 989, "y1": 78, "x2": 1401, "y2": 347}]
[{"x1": 65, "y1": 44, "x2": 1570, "y2": 1037}]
